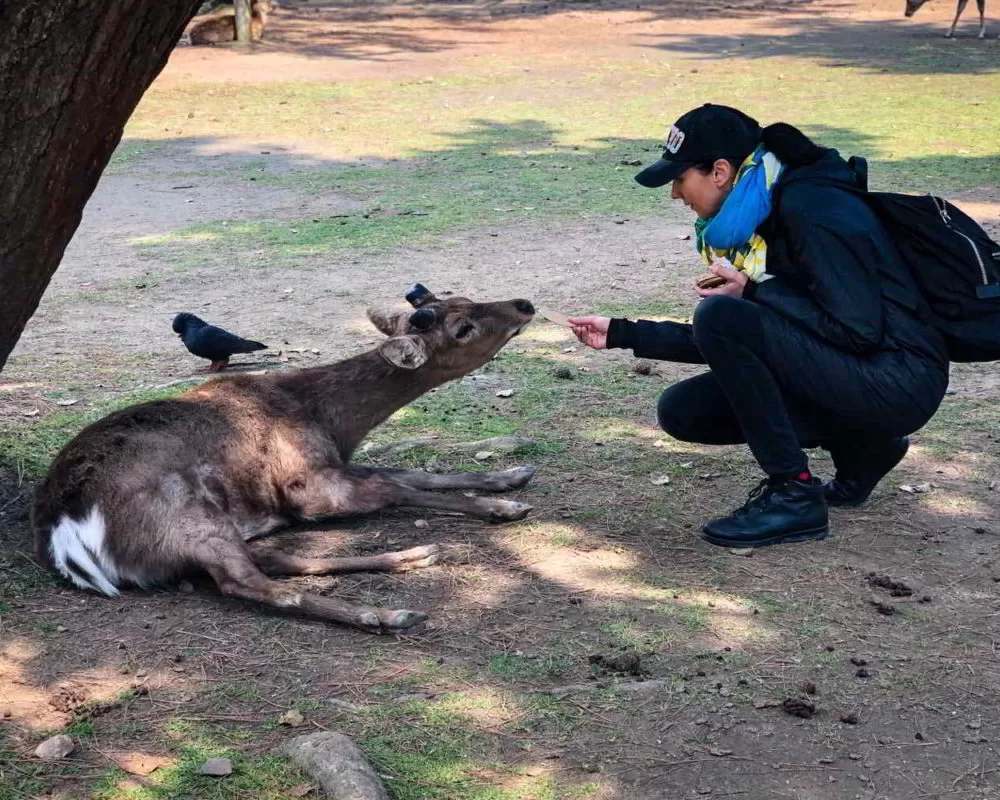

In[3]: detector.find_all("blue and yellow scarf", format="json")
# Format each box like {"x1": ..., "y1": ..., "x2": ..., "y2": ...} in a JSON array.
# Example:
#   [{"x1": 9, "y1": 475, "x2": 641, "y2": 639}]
[{"x1": 693, "y1": 147, "x2": 784, "y2": 282}]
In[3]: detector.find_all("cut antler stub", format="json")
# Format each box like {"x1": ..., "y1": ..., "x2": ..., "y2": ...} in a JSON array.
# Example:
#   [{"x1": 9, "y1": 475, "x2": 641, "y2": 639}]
[{"x1": 405, "y1": 283, "x2": 436, "y2": 307}]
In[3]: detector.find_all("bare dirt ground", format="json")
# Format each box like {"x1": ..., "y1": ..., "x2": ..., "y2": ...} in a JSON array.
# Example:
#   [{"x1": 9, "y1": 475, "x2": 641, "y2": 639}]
[{"x1": 1, "y1": 1, "x2": 999, "y2": 799}]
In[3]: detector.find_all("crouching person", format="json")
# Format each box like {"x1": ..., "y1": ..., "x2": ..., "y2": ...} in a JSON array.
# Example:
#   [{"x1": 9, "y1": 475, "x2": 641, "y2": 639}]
[{"x1": 570, "y1": 104, "x2": 948, "y2": 548}]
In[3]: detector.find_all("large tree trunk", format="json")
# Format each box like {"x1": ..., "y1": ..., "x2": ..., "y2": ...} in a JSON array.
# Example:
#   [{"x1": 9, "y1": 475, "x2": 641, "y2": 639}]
[{"x1": 0, "y1": 1, "x2": 201, "y2": 373}]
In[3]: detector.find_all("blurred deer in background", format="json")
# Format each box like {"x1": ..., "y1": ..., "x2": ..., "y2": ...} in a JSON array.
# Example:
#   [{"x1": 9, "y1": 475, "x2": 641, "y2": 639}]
[{"x1": 904, "y1": 0, "x2": 993, "y2": 38}]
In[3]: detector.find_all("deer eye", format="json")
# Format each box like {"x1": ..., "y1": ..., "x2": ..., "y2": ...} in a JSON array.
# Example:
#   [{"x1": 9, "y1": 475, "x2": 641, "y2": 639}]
[{"x1": 455, "y1": 323, "x2": 475, "y2": 339}]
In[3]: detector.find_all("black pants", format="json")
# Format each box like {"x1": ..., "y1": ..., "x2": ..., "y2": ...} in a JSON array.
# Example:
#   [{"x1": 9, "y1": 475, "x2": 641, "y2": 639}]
[{"x1": 656, "y1": 296, "x2": 948, "y2": 475}]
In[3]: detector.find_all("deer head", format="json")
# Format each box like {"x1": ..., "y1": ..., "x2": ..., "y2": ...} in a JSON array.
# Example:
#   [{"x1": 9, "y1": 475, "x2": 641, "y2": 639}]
[{"x1": 366, "y1": 284, "x2": 535, "y2": 376}]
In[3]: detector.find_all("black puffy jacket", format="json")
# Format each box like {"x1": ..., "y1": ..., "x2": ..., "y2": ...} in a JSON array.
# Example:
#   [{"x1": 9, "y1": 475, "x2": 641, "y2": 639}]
[{"x1": 610, "y1": 151, "x2": 950, "y2": 368}]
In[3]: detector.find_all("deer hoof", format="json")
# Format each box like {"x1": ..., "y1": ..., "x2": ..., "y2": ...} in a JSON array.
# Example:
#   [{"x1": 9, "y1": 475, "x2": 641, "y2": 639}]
[
  {"x1": 355, "y1": 608, "x2": 429, "y2": 634},
  {"x1": 500, "y1": 466, "x2": 537, "y2": 489},
  {"x1": 489, "y1": 500, "x2": 534, "y2": 523},
  {"x1": 392, "y1": 544, "x2": 442, "y2": 571},
  {"x1": 380, "y1": 609, "x2": 429, "y2": 633}
]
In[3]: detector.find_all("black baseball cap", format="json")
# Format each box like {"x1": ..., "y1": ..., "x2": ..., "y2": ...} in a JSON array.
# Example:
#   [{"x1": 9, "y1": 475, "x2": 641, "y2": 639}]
[{"x1": 634, "y1": 104, "x2": 762, "y2": 188}]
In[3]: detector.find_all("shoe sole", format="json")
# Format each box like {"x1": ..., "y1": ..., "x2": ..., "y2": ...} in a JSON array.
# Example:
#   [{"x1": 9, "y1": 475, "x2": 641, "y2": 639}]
[{"x1": 699, "y1": 524, "x2": 830, "y2": 549}]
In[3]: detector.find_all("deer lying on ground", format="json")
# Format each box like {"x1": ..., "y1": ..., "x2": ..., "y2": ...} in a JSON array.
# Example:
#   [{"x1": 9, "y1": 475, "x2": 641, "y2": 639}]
[
  {"x1": 189, "y1": 0, "x2": 274, "y2": 45},
  {"x1": 905, "y1": 0, "x2": 993, "y2": 38},
  {"x1": 33, "y1": 286, "x2": 537, "y2": 634}
]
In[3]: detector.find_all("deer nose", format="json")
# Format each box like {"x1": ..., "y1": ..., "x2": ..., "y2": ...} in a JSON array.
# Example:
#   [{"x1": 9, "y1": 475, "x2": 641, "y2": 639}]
[{"x1": 514, "y1": 299, "x2": 535, "y2": 316}]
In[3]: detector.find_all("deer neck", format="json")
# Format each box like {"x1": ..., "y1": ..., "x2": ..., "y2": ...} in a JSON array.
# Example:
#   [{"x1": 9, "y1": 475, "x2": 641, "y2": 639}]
[{"x1": 289, "y1": 350, "x2": 450, "y2": 459}]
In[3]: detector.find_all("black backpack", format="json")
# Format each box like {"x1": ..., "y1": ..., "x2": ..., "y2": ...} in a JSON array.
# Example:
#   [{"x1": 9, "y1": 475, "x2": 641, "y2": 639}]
[{"x1": 847, "y1": 156, "x2": 1000, "y2": 363}]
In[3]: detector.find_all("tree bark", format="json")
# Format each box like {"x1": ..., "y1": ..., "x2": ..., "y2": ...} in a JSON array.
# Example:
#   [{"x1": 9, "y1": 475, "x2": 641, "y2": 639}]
[
  {"x1": 0, "y1": 1, "x2": 201, "y2": 373},
  {"x1": 234, "y1": 0, "x2": 252, "y2": 43}
]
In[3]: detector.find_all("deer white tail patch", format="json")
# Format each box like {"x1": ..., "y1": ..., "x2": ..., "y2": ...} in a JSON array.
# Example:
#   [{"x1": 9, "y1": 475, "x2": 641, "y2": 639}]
[{"x1": 48, "y1": 507, "x2": 121, "y2": 596}]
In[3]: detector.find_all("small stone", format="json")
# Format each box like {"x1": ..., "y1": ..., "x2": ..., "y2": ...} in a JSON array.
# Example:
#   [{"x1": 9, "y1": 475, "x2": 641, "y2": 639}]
[
  {"x1": 495, "y1": 389, "x2": 514, "y2": 398},
  {"x1": 850, "y1": 657, "x2": 867, "y2": 666},
  {"x1": 848, "y1": 753, "x2": 862, "y2": 760},
  {"x1": 709, "y1": 747, "x2": 733, "y2": 756},
  {"x1": 178, "y1": 580, "x2": 194, "y2": 594},
  {"x1": 55, "y1": 625, "x2": 68, "y2": 633},
  {"x1": 650, "y1": 475, "x2": 671, "y2": 486},
  {"x1": 840, "y1": 712, "x2": 859, "y2": 725},
  {"x1": 199, "y1": 758, "x2": 233, "y2": 777},
  {"x1": 474, "y1": 450, "x2": 495, "y2": 461},
  {"x1": 34, "y1": 735, "x2": 75, "y2": 760},
  {"x1": 279, "y1": 709, "x2": 306, "y2": 727},
  {"x1": 1, "y1": 709, "x2": 11, "y2": 719},
  {"x1": 413, "y1": 519, "x2": 429, "y2": 529},
  {"x1": 728, "y1": 547, "x2": 754, "y2": 556}
]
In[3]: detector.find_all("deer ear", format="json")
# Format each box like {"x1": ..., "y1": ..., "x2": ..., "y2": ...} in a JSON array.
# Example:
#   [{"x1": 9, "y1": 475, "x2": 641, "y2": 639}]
[
  {"x1": 366, "y1": 308, "x2": 403, "y2": 336},
  {"x1": 378, "y1": 335, "x2": 429, "y2": 370}
]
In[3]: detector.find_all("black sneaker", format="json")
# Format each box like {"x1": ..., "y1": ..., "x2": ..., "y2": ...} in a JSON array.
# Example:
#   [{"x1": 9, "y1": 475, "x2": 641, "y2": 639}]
[
  {"x1": 824, "y1": 437, "x2": 910, "y2": 508},
  {"x1": 701, "y1": 477, "x2": 829, "y2": 548}
]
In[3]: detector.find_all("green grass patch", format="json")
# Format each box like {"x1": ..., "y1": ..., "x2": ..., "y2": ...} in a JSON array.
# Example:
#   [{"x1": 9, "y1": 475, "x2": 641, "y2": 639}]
[
  {"x1": 488, "y1": 653, "x2": 572, "y2": 682},
  {"x1": 90, "y1": 728, "x2": 306, "y2": 800},
  {"x1": 352, "y1": 695, "x2": 588, "y2": 800},
  {"x1": 597, "y1": 618, "x2": 675, "y2": 650}
]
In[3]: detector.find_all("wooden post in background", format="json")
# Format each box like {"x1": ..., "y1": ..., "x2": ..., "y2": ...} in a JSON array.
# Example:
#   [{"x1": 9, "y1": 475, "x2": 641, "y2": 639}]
[{"x1": 234, "y1": 0, "x2": 252, "y2": 43}]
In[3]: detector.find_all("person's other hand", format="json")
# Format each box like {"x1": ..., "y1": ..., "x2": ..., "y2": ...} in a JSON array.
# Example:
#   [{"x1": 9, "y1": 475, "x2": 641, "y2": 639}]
[
  {"x1": 567, "y1": 315, "x2": 611, "y2": 350},
  {"x1": 696, "y1": 264, "x2": 748, "y2": 299}
]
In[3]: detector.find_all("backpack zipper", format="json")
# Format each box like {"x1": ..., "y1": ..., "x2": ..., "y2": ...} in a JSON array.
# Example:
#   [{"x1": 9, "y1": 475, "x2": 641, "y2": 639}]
[{"x1": 932, "y1": 195, "x2": 992, "y2": 287}]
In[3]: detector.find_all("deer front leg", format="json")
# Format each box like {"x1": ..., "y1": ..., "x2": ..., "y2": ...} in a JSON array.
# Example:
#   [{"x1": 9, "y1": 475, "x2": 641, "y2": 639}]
[
  {"x1": 288, "y1": 467, "x2": 533, "y2": 523},
  {"x1": 975, "y1": 0, "x2": 986, "y2": 37},
  {"x1": 251, "y1": 544, "x2": 441, "y2": 576},
  {"x1": 947, "y1": 0, "x2": 969, "y2": 36},
  {"x1": 363, "y1": 465, "x2": 536, "y2": 493}
]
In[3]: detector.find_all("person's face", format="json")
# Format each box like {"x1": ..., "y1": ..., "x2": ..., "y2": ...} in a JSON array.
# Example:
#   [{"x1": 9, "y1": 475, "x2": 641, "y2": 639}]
[{"x1": 670, "y1": 159, "x2": 736, "y2": 219}]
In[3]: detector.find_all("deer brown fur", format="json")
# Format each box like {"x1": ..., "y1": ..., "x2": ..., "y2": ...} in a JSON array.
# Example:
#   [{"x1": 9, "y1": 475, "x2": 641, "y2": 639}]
[
  {"x1": 32, "y1": 287, "x2": 537, "y2": 634},
  {"x1": 189, "y1": 0, "x2": 274, "y2": 45}
]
